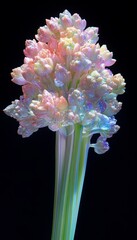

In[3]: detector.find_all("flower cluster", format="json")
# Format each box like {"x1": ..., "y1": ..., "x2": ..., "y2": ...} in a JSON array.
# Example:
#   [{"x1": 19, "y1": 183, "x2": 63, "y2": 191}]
[{"x1": 4, "y1": 10, "x2": 126, "y2": 153}]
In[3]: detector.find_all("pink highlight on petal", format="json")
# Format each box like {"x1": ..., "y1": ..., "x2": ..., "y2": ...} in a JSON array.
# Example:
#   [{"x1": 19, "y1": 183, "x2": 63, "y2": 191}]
[
  {"x1": 46, "y1": 18, "x2": 60, "y2": 34},
  {"x1": 60, "y1": 15, "x2": 73, "y2": 28},
  {"x1": 24, "y1": 39, "x2": 39, "y2": 58},
  {"x1": 36, "y1": 26, "x2": 52, "y2": 43},
  {"x1": 54, "y1": 96, "x2": 68, "y2": 111},
  {"x1": 72, "y1": 13, "x2": 86, "y2": 30}
]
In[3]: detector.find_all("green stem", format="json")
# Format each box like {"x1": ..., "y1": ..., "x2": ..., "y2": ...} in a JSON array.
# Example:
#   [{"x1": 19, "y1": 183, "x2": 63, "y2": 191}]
[
  {"x1": 51, "y1": 125, "x2": 74, "y2": 240},
  {"x1": 70, "y1": 133, "x2": 90, "y2": 240},
  {"x1": 51, "y1": 124, "x2": 90, "y2": 240}
]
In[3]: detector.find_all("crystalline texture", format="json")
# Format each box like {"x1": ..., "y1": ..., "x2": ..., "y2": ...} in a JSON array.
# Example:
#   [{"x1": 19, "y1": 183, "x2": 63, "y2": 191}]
[{"x1": 4, "y1": 9, "x2": 126, "y2": 153}]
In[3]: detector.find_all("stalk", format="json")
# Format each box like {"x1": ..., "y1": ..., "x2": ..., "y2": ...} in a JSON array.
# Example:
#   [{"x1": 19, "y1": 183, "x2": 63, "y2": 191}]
[{"x1": 51, "y1": 124, "x2": 90, "y2": 240}]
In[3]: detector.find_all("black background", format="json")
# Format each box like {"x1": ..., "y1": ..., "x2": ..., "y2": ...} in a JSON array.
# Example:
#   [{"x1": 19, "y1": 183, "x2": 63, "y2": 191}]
[{"x1": 0, "y1": 1, "x2": 136, "y2": 240}]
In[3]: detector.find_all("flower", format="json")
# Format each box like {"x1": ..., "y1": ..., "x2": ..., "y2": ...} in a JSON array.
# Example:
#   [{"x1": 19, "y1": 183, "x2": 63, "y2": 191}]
[
  {"x1": 3, "y1": 10, "x2": 126, "y2": 240},
  {"x1": 4, "y1": 9, "x2": 126, "y2": 154}
]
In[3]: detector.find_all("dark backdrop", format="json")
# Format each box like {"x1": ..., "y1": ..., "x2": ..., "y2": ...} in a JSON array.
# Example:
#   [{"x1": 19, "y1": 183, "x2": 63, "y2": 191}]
[{"x1": 0, "y1": 1, "x2": 136, "y2": 240}]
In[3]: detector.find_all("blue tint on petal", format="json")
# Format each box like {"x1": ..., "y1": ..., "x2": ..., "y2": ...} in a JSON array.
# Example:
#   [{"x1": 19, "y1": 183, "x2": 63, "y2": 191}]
[
  {"x1": 98, "y1": 99, "x2": 106, "y2": 113},
  {"x1": 54, "y1": 79, "x2": 64, "y2": 87}
]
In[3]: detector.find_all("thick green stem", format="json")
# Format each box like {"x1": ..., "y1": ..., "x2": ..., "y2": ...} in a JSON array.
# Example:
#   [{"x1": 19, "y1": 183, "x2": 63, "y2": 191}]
[
  {"x1": 51, "y1": 124, "x2": 90, "y2": 240},
  {"x1": 69, "y1": 133, "x2": 90, "y2": 240}
]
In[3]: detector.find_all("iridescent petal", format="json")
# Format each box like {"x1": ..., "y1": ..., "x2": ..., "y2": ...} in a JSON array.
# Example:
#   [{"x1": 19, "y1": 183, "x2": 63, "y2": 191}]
[{"x1": 4, "y1": 10, "x2": 125, "y2": 154}]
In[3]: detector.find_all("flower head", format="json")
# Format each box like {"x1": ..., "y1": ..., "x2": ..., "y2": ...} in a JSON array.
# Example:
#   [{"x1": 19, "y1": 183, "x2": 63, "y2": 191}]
[{"x1": 4, "y1": 9, "x2": 126, "y2": 153}]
